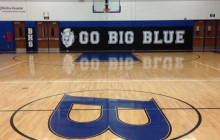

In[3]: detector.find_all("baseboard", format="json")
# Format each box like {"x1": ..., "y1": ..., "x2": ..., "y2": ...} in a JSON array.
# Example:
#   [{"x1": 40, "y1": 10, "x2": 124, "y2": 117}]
[{"x1": 16, "y1": 48, "x2": 26, "y2": 53}]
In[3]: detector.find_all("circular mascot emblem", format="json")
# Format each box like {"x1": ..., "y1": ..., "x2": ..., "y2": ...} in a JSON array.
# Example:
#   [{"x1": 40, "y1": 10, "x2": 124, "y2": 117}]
[{"x1": 61, "y1": 28, "x2": 75, "y2": 48}]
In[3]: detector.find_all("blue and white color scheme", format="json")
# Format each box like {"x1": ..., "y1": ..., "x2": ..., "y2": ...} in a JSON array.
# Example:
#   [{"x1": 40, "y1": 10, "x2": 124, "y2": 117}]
[{"x1": 49, "y1": 95, "x2": 171, "y2": 140}]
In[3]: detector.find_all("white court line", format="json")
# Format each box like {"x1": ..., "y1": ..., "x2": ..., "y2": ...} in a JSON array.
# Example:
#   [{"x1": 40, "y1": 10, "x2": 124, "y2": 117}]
[
  {"x1": 1, "y1": 79, "x2": 220, "y2": 84},
  {"x1": 0, "y1": 62, "x2": 21, "y2": 71},
  {"x1": 192, "y1": 60, "x2": 220, "y2": 71}
]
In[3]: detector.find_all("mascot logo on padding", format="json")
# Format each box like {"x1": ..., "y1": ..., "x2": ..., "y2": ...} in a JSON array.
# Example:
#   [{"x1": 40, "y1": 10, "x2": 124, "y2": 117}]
[{"x1": 61, "y1": 28, "x2": 75, "y2": 48}]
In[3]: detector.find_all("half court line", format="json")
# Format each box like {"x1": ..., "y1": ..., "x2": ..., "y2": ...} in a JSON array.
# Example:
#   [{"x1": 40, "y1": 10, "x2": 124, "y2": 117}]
[
  {"x1": 1, "y1": 108, "x2": 220, "y2": 112},
  {"x1": 2, "y1": 79, "x2": 220, "y2": 83}
]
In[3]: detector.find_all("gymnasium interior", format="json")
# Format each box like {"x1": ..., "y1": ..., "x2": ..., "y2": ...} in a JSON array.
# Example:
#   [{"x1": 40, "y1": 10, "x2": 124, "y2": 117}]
[{"x1": 0, "y1": 0, "x2": 220, "y2": 140}]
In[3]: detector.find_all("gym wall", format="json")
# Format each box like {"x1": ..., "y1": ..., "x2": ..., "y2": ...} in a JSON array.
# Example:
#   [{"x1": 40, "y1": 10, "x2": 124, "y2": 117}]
[
  {"x1": 0, "y1": 0, "x2": 219, "y2": 21},
  {"x1": 0, "y1": 0, "x2": 219, "y2": 51}
]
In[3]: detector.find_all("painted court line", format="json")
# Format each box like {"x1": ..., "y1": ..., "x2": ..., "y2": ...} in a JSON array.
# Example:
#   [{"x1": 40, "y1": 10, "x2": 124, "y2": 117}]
[
  {"x1": 1, "y1": 108, "x2": 220, "y2": 112},
  {"x1": 192, "y1": 60, "x2": 220, "y2": 71},
  {"x1": 0, "y1": 62, "x2": 21, "y2": 71},
  {"x1": 1, "y1": 79, "x2": 220, "y2": 84}
]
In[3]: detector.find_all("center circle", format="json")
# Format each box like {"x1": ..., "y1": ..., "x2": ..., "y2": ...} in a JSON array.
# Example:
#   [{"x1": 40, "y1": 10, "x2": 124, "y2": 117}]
[{"x1": 10, "y1": 89, "x2": 201, "y2": 140}]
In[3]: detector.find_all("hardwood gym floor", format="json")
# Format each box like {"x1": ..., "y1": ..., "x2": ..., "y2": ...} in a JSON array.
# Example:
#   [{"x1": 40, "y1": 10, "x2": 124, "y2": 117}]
[{"x1": 0, "y1": 52, "x2": 220, "y2": 140}]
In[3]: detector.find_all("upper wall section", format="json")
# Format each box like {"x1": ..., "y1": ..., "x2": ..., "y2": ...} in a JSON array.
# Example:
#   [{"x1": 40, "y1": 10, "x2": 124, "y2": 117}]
[{"x1": 0, "y1": 0, "x2": 220, "y2": 21}]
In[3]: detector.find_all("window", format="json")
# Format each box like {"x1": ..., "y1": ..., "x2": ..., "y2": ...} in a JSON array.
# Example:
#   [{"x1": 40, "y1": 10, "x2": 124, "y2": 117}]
[
  {"x1": 42, "y1": 27, "x2": 45, "y2": 37},
  {"x1": 208, "y1": 26, "x2": 211, "y2": 35},
  {"x1": 51, "y1": 28, "x2": 54, "y2": 37},
  {"x1": 19, "y1": 27, "x2": 23, "y2": 37},
  {"x1": 196, "y1": 26, "x2": 199, "y2": 35}
]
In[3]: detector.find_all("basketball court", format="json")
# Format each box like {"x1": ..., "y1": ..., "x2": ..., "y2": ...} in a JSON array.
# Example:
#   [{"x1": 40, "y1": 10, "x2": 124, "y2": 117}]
[
  {"x1": 1, "y1": 0, "x2": 220, "y2": 139},
  {"x1": 0, "y1": 52, "x2": 220, "y2": 139}
]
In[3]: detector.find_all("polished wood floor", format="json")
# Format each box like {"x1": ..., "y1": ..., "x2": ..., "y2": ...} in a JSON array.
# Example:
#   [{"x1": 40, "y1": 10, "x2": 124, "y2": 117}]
[{"x1": 0, "y1": 52, "x2": 220, "y2": 140}]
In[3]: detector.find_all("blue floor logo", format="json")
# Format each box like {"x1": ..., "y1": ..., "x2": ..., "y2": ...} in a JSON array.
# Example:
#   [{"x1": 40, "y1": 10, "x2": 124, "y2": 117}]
[{"x1": 49, "y1": 95, "x2": 170, "y2": 140}]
